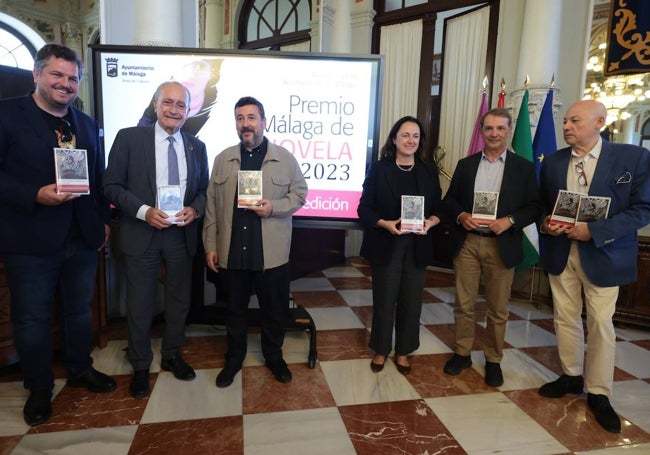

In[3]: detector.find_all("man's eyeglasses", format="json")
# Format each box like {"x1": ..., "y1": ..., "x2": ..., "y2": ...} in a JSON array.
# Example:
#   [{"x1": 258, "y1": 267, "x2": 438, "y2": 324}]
[
  {"x1": 59, "y1": 118, "x2": 73, "y2": 142},
  {"x1": 575, "y1": 160, "x2": 588, "y2": 186}
]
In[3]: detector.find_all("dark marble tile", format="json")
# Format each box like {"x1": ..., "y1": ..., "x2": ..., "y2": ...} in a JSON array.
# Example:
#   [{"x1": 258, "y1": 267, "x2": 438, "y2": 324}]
[
  {"x1": 129, "y1": 416, "x2": 243, "y2": 455},
  {"x1": 506, "y1": 388, "x2": 650, "y2": 452},
  {"x1": 27, "y1": 374, "x2": 153, "y2": 434},
  {"x1": 292, "y1": 290, "x2": 348, "y2": 308},
  {"x1": 315, "y1": 329, "x2": 371, "y2": 361},
  {"x1": 339, "y1": 399, "x2": 465, "y2": 455},
  {"x1": 405, "y1": 354, "x2": 496, "y2": 398},
  {"x1": 350, "y1": 306, "x2": 373, "y2": 328},
  {"x1": 242, "y1": 364, "x2": 336, "y2": 415},
  {"x1": 0, "y1": 436, "x2": 22, "y2": 455},
  {"x1": 181, "y1": 335, "x2": 226, "y2": 370},
  {"x1": 327, "y1": 276, "x2": 372, "y2": 290}
]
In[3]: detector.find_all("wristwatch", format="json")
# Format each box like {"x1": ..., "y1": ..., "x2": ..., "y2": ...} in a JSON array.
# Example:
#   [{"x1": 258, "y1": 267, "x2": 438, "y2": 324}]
[{"x1": 507, "y1": 215, "x2": 516, "y2": 226}]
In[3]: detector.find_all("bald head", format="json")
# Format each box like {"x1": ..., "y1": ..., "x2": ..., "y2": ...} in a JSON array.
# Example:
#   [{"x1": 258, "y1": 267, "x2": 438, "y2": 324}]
[{"x1": 562, "y1": 100, "x2": 607, "y2": 155}]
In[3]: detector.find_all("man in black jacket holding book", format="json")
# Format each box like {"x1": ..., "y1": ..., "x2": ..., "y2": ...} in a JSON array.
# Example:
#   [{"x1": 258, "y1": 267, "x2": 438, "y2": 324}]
[
  {"x1": 0, "y1": 44, "x2": 116, "y2": 427},
  {"x1": 442, "y1": 108, "x2": 541, "y2": 387}
]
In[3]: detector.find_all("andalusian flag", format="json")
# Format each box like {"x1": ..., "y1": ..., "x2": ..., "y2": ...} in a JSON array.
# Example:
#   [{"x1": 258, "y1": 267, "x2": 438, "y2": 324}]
[{"x1": 511, "y1": 90, "x2": 539, "y2": 272}]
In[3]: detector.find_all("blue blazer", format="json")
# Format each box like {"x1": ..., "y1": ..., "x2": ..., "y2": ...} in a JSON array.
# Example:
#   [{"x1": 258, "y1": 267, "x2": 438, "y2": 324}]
[
  {"x1": 0, "y1": 94, "x2": 109, "y2": 255},
  {"x1": 443, "y1": 151, "x2": 542, "y2": 269},
  {"x1": 540, "y1": 140, "x2": 650, "y2": 287},
  {"x1": 357, "y1": 157, "x2": 442, "y2": 268},
  {"x1": 103, "y1": 125, "x2": 209, "y2": 256}
]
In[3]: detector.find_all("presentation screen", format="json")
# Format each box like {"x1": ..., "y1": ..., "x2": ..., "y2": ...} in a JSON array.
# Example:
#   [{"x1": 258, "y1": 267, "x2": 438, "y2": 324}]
[{"x1": 90, "y1": 45, "x2": 382, "y2": 226}]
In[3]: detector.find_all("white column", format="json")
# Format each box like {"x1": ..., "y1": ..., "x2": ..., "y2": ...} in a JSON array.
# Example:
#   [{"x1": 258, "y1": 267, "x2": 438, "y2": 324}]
[
  {"x1": 511, "y1": 0, "x2": 564, "y2": 129},
  {"x1": 133, "y1": 0, "x2": 183, "y2": 46},
  {"x1": 331, "y1": 0, "x2": 352, "y2": 53},
  {"x1": 516, "y1": 0, "x2": 562, "y2": 87},
  {"x1": 204, "y1": 0, "x2": 223, "y2": 48}
]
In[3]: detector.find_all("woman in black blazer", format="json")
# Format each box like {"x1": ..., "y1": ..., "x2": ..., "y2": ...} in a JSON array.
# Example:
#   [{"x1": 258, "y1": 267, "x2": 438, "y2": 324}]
[{"x1": 357, "y1": 116, "x2": 442, "y2": 374}]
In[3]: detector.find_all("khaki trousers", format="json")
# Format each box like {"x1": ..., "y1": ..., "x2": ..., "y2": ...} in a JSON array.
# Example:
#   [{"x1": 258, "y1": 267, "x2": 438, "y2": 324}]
[
  {"x1": 453, "y1": 234, "x2": 514, "y2": 362},
  {"x1": 548, "y1": 241, "x2": 618, "y2": 396}
]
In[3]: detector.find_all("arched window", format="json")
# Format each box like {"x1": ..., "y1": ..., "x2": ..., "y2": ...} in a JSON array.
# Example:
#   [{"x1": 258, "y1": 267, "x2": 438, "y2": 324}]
[
  {"x1": 238, "y1": 0, "x2": 311, "y2": 50},
  {"x1": 0, "y1": 22, "x2": 37, "y2": 69},
  {"x1": 0, "y1": 13, "x2": 45, "y2": 98}
]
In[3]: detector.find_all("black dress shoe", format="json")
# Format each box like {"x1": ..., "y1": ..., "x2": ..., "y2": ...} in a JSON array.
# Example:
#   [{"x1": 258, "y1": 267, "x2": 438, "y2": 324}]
[
  {"x1": 67, "y1": 367, "x2": 117, "y2": 393},
  {"x1": 394, "y1": 356, "x2": 411, "y2": 375},
  {"x1": 370, "y1": 355, "x2": 386, "y2": 373},
  {"x1": 266, "y1": 359, "x2": 292, "y2": 383},
  {"x1": 484, "y1": 362, "x2": 503, "y2": 387},
  {"x1": 23, "y1": 389, "x2": 52, "y2": 427},
  {"x1": 538, "y1": 374, "x2": 584, "y2": 398},
  {"x1": 588, "y1": 393, "x2": 621, "y2": 433},
  {"x1": 161, "y1": 355, "x2": 196, "y2": 381},
  {"x1": 443, "y1": 354, "x2": 472, "y2": 375},
  {"x1": 129, "y1": 370, "x2": 150, "y2": 399},
  {"x1": 216, "y1": 364, "x2": 242, "y2": 388}
]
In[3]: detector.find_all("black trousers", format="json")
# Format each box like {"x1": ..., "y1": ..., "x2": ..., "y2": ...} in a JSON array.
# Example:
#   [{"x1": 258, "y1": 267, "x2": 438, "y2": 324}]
[
  {"x1": 369, "y1": 235, "x2": 425, "y2": 356},
  {"x1": 222, "y1": 264, "x2": 290, "y2": 367}
]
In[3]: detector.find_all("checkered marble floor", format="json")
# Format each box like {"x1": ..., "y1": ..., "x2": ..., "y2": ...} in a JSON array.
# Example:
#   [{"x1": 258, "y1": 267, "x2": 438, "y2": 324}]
[{"x1": 2, "y1": 257, "x2": 650, "y2": 454}]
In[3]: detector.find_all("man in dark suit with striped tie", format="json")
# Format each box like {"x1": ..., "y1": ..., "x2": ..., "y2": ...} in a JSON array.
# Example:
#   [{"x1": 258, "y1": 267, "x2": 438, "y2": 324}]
[{"x1": 103, "y1": 81, "x2": 209, "y2": 399}]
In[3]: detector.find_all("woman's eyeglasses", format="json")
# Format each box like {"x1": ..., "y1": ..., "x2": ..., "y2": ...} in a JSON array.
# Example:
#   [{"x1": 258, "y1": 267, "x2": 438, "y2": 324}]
[
  {"x1": 575, "y1": 161, "x2": 588, "y2": 186},
  {"x1": 59, "y1": 118, "x2": 73, "y2": 142}
]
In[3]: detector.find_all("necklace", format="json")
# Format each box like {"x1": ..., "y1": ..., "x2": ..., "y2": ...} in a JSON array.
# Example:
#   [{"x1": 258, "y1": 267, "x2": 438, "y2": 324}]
[{"x1": 396, "y1": 162, "x2": 414, "y2": 172}]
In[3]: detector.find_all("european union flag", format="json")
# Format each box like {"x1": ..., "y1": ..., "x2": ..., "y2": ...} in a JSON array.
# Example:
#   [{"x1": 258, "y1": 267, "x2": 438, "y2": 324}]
[{"x1": 532, "y1": 90, "x2": 556, "y2": 183}]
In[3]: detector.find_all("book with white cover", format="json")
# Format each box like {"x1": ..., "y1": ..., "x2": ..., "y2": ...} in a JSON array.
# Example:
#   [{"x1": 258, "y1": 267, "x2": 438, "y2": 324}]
[
  {"x1": 157, "y1": 185, "x2": 183, "y2": 223},
  {"x1": 550, "y1": 190, "x2": 582, "y2": 226},
  {"x1": 576, "y1": 195, "x2": 611, "y2": 224},
  {"x1": 237, "y1": 170, "x2": 263, "y2": 208},
  {"x1": 54, "y1": 148, "x2": 89, "y2": 194},
  {"x1": 401, "y1": 195, "x2": 424, "y2": 233},
  {"x1": 471, "y1": 191, "x2": 499, "y2": 226}
]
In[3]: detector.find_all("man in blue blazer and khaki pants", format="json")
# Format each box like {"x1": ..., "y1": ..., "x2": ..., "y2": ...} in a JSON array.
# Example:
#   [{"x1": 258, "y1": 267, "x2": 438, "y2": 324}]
[
  {"x1": 538, "y1": 100, "x2": 650, "y2": 433},
  {"x1": 104, "y1": 81, "x2": 209, "y2": 399}
]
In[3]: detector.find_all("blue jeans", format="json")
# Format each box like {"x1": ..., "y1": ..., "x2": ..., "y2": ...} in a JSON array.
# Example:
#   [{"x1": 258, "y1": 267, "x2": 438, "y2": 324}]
[{"x1": 4, "y1": 239, "x2": 98, "y2": 391}]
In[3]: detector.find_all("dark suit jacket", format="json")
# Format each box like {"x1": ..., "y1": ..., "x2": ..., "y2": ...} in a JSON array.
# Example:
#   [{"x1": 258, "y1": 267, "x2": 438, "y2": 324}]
[
  {"x1": 540, "y1": 140, "x2": 650, "y2": 287},
  {"x1": 103, "y1": 125, "x2": 209, "y2": 256},
  {"x1": 0, "y1": 94, "x2": 109, "y2": 255},
  {"x1": 443, "y1": 150, "x2": 542, "y2": 269},
  {"x1": 357, "y1": 157, "x2": 442, "y2": 268}
]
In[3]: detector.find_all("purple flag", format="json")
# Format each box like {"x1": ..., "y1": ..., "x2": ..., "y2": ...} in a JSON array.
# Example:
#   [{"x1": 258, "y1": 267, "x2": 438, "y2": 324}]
[{"x1": 467, "y1": 91, "x2": 489, "y2": 156}]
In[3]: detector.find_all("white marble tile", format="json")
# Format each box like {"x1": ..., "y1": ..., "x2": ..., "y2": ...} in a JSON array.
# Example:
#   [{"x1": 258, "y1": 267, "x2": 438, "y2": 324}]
[
  {"x1": 306, "y1": 307, "x2": 365, "y2": 330},
  {"x1": 574, "y1": 443, "x2": 650, "y2": 454},
  {"x1": 420, "y1": 302, "x2": 455, "y2": 325},
  {"x1": 319, "y1": 359, "x2": 421, "y2": 406},
  {"x1": 508, "y1": 300, "x2": 554, "y2": 320},
  {"x1": 290, "y1": 277, "x2": 335, "y2": 292},
  {"x1": 337, "y1": 289, "x2": 373, "y2": 307},
  {"x1": 425, "y1": 392, "x2": 568, "y2": 455},
  {"x1": 470, "y1": 349, "x2": 557, "y2": 392},
  {"x1": 611, "y1": 379, "x2": 650, "y2": 433},
  {"x1": 424, "y1": 286, "x2": 456, "y2": 303},
  {"x1": 281, "y1": 330, "x2": 316, "y2": 366},
  {"x1": 412, "y1": 325, "x2": 454, "y2": 355},
  {"x1": 243, "y1": 407, "x2": 356, "y2": 455},
  {"x1": 615, "y1": 341, "x2": 650, "y2": 378},
  {"x1": 12, "y1": 425, "x2": 137, "y2": 455},
  {"x1": 503, "y1": 320, "x2": 557, "y2": 348},
  {"x1": 321, "y1": 266, "x2": 365, "y2": 278},
  {"x1": 91, "y1": 340, "x2": 132, "y2": 376},
  {"x1": 614, "y1": 326, "x2": 650, "y2": 341},
  {"x1": 0, "y1": 380, "x2": 65, "y2": 437},
  {"x1": 140, "y1": 368, "x2": 241, "y2": 424}
]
